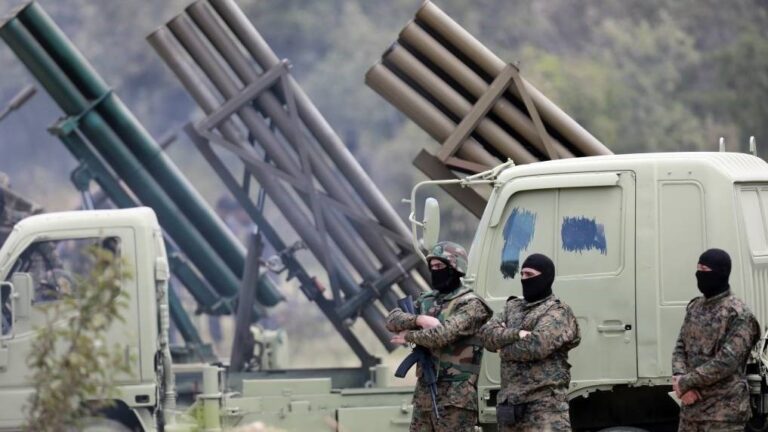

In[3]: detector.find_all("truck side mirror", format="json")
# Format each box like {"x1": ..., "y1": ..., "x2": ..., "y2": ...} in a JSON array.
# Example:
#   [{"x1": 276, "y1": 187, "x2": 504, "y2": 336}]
[
  {"x1": 422, "y1": 197, "x2": 441, "y2": 251},
  {"x1": 10, "y1": 273, "x2": 32, "y2": 319},
  {"x1": 0, "y1": 282, "x2": 13, "y2": 339}
]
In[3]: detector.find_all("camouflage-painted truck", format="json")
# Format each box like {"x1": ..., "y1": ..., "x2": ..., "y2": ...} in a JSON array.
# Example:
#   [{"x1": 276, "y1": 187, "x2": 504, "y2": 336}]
[{"x1": 3, "y1": 152, "x2": 768, "y2": 431}]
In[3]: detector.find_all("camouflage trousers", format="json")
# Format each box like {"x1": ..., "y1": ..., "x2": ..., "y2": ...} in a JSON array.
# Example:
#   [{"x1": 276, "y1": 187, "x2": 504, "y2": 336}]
[
  {"x1": 410, "y1": 406, "x2": 477, "y2": 432},
  {"x1": 498, "y1": 407, "x2": 571, "y2": 432},
  {"x1": 678, "y1": 419, "x2": 745, "y2": 432}
]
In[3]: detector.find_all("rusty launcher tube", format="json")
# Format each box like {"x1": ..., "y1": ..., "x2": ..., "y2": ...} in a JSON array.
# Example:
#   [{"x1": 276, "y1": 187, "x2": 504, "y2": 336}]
[
  {"x1": 397, "y1": 22, "x2": 575, "y2": 159},
  {"x1": 413, "y1": 1, "x2": 610, "y2": 157},
  {"x1": 366, "y1": 0, "x2": 611, "y2": 179},
  {"x1": 365, "y1": 64, "x2": 498, "y2": 167},
  {"x1": 383, "y1": 44, "x2": 538, "y2": 165}
]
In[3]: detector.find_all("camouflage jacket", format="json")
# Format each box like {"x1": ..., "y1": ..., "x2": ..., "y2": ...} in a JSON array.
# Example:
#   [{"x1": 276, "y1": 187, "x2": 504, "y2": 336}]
[
  {"x1": 480, "y1": 295, "x2": 580, "y2": 409},
  {"x1": 386, "y1": 286, "x2": 492, "y2": 410},
  {"x1": 672, "y1": 290, "x2": 760, "y2": 422}
]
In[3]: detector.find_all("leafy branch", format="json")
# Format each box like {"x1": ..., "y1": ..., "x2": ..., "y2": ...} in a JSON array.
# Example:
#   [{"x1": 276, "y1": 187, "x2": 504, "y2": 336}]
[{"x1": 24, "y1": 245, "x2": 133, "y2": 432}]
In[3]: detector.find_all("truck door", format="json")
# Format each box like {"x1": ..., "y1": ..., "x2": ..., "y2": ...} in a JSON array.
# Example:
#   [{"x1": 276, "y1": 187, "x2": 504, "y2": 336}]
[
  {"x1": 0, "y1": 230, "x2": 141, "y2": 426},
  {"x1": 478, "y1": 171, "x2": 637, "y2": 395}
]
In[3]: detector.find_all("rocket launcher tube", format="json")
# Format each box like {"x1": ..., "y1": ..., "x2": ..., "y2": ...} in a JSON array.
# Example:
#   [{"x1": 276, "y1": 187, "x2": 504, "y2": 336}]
[{"x1": 15, "y1": 2, "x2": 247, "y2": 276}]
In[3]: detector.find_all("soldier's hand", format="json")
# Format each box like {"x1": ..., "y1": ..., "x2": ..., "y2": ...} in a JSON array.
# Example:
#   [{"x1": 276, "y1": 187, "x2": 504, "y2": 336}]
[
  {"x1": 518, "y1": 330, "x2": 531, "y2": 339},
  {"x1": 391, "y1": 331, "x2": 408, "y2": 345},
  {"x1": 416, "y1": 315, "x2": 441, "y2": 329},
  {"x1": 680, "y1": 390, "x2": 701, "y2": 406},
  {"x1": 672, "y1": 375, "x2": 681, "y2": 396}
]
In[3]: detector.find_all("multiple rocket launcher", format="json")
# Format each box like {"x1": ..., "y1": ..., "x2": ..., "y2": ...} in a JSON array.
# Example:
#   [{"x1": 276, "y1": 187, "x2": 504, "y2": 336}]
[
  {"x1": 366, "y1": 1, "x2": 612, "y2": 216},
  {"x1": 1, "y1": 0, "x2": 608, "y2": 367}
]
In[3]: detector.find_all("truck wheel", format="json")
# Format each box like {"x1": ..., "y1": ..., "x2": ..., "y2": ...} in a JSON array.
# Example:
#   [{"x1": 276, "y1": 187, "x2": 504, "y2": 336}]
[{"x1": 597, "y1": 428, "x2": 650, "y2": 432}]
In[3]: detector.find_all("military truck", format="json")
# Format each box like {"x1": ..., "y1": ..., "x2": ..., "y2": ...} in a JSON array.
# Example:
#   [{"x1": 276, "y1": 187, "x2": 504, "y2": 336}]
[
  {"x1": 0, "y1": 207, "x2": 417, "y2": 431},
  {"x1": 6, "y1": 151, "x2": 768, "y2": 432},
  {"x1": 408, "y1": 151, "x2": 768, "y2": 430}
]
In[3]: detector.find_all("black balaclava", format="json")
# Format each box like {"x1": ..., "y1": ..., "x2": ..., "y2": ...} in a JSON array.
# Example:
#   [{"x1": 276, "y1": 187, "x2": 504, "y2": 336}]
[
  {"x1": 430, "y1": 259, "x2": 462, "y2": 294},
  {"x1": 521, "y1": 253, "x2": 555, "y2": 303},
  {"x1": 696, "y1": 248, "x2": 731, "y2": 298}
]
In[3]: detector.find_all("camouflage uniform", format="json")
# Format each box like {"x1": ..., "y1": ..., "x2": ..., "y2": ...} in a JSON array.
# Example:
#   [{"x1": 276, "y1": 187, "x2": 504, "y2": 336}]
[
  {"x1": 672, "y1": 290, "x2": 760, "y2": 430},
  {"x1": 387, "y1": 242, "x2": 492, "y2": 432},
  {"x1": 480, "y1": 295, "x2": 581, "y2": 432}
]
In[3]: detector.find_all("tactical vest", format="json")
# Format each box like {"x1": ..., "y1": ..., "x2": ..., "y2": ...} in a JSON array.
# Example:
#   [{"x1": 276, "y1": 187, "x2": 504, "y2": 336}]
[{"x1": 418, "y1": 287, "x2": 489, "y2": 383}]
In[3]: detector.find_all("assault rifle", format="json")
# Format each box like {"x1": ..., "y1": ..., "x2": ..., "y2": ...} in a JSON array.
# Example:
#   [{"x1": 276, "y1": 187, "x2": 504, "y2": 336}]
[{"x1": 394, "y1": 295, "x2": 440, "y2": 419}]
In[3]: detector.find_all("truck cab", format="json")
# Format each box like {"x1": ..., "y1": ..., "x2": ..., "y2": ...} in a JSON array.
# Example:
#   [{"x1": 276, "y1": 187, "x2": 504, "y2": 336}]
[
  {"x1": 416, "y1": 152, "x2": 768, "y2": 428},
  {"x1": 0, "y1": 207, "x2": 168, "y2": 430}
]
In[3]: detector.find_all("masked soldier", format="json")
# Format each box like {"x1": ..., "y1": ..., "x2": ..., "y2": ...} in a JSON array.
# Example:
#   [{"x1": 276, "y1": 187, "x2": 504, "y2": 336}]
[
  {"x1": 480, "y1": 253, "x2": 580, "y2": 431},
  {"x1": 672, "y1": 248, "x2": 760, "y2": 431},
  {"x1": 387, "y1": 241, "x2": 492, "y2": 432}
]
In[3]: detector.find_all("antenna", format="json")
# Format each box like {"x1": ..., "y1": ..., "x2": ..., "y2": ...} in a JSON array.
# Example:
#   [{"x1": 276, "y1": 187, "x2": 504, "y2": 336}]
[
  {"x1": 749, "y1": 136, "x2": 757, "y2": 156},
  {"x1": 719, "y1": 137, "x2": 726, "y2": 152}
]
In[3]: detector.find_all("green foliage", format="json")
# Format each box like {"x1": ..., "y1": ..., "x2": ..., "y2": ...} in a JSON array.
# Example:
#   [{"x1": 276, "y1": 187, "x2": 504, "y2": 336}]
[{"x1": 24, "y1": 246, "x2": 133, "y2": 432}]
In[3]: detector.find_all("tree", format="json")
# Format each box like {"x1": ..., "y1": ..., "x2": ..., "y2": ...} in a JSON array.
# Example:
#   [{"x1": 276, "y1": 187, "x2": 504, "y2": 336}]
[{"x1": 25, "y1": 245, "x2": 132, "y2": 431}]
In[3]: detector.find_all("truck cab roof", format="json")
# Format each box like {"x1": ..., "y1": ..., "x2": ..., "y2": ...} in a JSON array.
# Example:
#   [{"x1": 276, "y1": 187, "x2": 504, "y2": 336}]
[{"x1": 498, "y1": 152, "x2": 768, "y2": 183}]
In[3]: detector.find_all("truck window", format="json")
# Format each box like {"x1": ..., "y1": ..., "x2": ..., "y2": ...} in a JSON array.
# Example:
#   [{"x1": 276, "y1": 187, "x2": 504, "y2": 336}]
[
  {"x1": 660, "y1": 182, "x2": 705, "y2": 303},
  {"x1": 739, "y1": 187, "x2": 768, "y2": 256},
  {"x1": 487, "y1": 184, "x2": 625, "y2": 299},
  {"x1": 6, "y1": 237, "x2": 121, "y2": 304},
  {"x1": 556, "y1": 186, "x2": 623, "y2": 277},
  {"x1": 488, "y1": 189, "x2": 556, "y2": 298}
]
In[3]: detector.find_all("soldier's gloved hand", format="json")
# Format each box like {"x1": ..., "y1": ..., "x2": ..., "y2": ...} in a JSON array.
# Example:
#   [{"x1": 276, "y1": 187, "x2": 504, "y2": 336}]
[
  {"x1": 680, "y1": 390, "x2": 702, "y2": 406},
  {"x1": 518, "y1": 330, "x2": 531, "y2": 339},
  {"x1": 391, "y1": 331, "x2": 408, "y2": 345},
  {"x1": 416, "y1": 315, "x2": 441, "y2": 329}
]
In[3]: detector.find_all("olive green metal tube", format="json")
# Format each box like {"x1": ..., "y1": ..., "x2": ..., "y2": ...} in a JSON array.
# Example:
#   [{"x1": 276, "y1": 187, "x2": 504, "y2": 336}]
[
  {"x1": 365, "y1": 63, "x2": 499, "y2": 167},
  {"x1": 0, "y1": 14, "x2": 244, "y2": 301},
  {"x1": 185, "y1": 2, "x2": 424, "y2": 299},
  {"x1": 148, "y1": 28, "x2": 394, "y2": 349},
  {"x1": 169, "y1": 285, "x2": 205, "y2": 346},
  {"x1": 15, "y1": 2, "x2": 247, "y2": 276},
  {"x1": 384, "y1": 44, "x2": 537, "y2": 164},
  {"x1": 414, "y1": 1, "x2": 611, "y2": 156},
  {"x1": 399, "y1": 23, "x2": 575, "y2": 159},
  {"x1": 206, "y1": 0, "x2": 421, "y2": 260},
  {"x1": 57, "y1": 130, "x2": 230, "y2": 317}
]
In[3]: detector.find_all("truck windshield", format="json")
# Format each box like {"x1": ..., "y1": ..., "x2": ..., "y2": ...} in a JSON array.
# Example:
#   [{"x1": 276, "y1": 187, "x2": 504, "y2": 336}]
[{"x1": 5, "y1": 236, "x2": 120, "y2": 303}]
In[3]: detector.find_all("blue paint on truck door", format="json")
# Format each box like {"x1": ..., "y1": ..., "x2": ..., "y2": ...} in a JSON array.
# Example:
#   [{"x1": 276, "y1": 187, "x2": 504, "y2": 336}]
[
  {"x1": 500, "y1": 207, "x2": 536, "y2": 279},
  {"x1": 561, "y1": 216, "x2": 607, "y2": 255}
]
